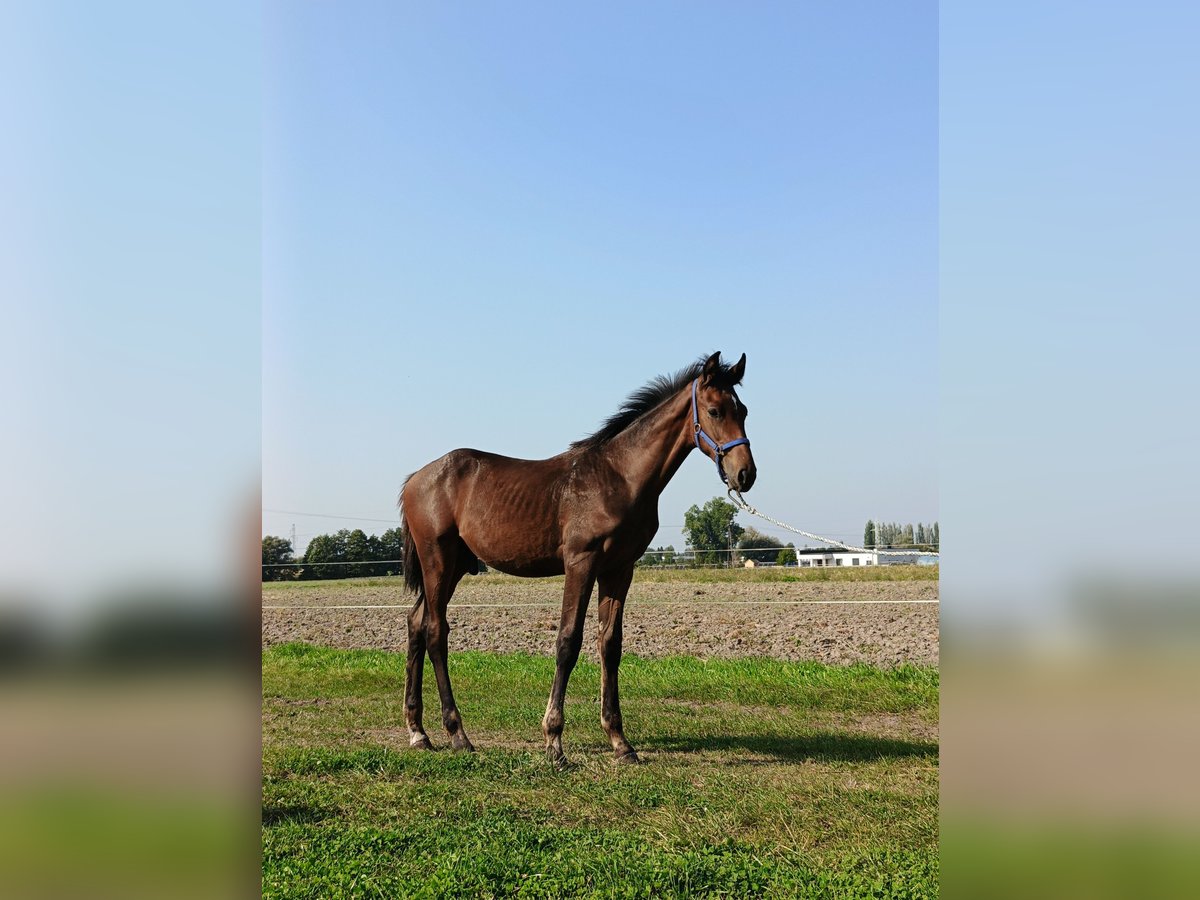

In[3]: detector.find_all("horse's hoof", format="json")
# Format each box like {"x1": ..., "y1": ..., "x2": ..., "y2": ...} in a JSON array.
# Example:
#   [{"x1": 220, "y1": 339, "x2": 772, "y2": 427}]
[
  {"x1": 614, "y1": 749, "x2": 640, "y2": 765},
  {"x1": 547, "y1": 749, "x2": 569, "y2": 771},
  {"x1": 409, "y1": 734, "x2": 434, "y2": 751},
  {"x1": 450, "y1": 735, "x2": 476, "y2": 752}
]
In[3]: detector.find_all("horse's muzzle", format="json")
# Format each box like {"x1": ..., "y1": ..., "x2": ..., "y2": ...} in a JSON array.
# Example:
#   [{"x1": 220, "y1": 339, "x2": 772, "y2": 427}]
[
  {"x1": 735, "y1": 465, "x2": 756, "y2": 492},
  {"x1": 723, "y1": 450, "x2": 756, "y2": 492}
]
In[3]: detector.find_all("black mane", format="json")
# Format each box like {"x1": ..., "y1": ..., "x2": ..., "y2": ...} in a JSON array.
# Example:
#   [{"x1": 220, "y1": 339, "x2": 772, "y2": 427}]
[{"x1": 570, "y1": 354, "x2": 741, "y2": 450}]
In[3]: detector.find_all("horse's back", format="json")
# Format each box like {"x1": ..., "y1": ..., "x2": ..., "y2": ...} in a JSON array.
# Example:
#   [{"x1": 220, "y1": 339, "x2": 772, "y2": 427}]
[{"x1": 409, "y1": 447, "x2": 571, "y2": 488}]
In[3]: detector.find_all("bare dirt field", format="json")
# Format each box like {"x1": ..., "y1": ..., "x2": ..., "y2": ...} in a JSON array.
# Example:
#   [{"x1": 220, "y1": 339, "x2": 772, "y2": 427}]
[{"x1": 262, "y1": 574, "x2": 938, "y2": 667}]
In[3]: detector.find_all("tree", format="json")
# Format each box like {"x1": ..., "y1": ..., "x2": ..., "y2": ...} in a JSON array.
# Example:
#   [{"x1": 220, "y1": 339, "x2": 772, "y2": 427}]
[
  {"x1": 378, "y1": 527, "x2": 404, "y2": 576},
  {"x1": 861, "y1": 519, "x2": 938, "y2": 551},
  {"x1": 378, "y1": 527, "x2": 402, "y2": 557},
  {"x1": 302, "y1": 530, "x2": 348, "y2": 580},
  {"x1": 737, "y1": 527, "x2": 784, "y2": 563},
  {"x1": 344, "y1": 528, "x2": 372, "y2": 578},
  {"x1": 638, "y1": 545, "x2": 678, "y2": 567},
  {"x1": 683, "y1": 497, "x2": 743, "y2": 566},
  {"x1": 776, "y1": 543, "x2": 797, "y2": 566},
  {"x1": 261, "y1": 535, "x2": 295, "y2": 581}
]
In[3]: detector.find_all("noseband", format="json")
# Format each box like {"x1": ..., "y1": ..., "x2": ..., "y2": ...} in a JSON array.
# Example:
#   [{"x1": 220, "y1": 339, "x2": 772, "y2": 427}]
[{"x1": 691, "y1": 378, "x2": 750, "y2": 484}]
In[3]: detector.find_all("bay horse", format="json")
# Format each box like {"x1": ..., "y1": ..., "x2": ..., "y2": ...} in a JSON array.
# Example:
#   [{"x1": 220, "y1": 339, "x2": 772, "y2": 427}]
[{"x1": 398, "y1": 351, "x2": 756, "y2": 765}]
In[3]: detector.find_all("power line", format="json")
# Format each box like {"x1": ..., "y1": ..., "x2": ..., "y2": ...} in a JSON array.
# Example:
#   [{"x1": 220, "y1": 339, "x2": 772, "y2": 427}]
[
  {"x1": 263, "y1": 507, "x2": 917, "y2": 537},
  {"x1": 262, "y1": 508, "x2": 398, "y2": 524},
  {"x1": 263, "y1": 509, "x2": 934, "y2": 552}
]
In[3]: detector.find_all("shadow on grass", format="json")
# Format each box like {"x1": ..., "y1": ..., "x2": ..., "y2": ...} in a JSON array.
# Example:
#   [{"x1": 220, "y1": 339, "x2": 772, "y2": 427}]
[
  {"x1": 647, "y1": 731, "x2": 938, "y2": 763},
  {"x1": 262, "y1": 805, "x2": 335, "y2": 826}
]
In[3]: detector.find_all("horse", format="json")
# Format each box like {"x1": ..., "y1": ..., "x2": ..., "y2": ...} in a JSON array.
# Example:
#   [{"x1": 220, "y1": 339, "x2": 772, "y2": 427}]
[{"x1": 398, "y1": 351, "x2": 756, "y2": 766}]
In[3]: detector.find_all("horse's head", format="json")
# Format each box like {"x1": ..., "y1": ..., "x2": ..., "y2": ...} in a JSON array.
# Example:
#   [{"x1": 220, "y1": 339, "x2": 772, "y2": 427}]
[{"x1": 693, "y1": 351, "x2": 757, "y2": 492}]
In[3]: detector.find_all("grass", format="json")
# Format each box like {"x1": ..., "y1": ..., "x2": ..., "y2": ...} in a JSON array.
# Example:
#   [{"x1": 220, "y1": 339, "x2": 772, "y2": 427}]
[
  {"x1": 263, "y1": 644, "x2": 939, "y2": 898},
  {"x1": 940, "y1": 820, "x2": 1200, "y2": 899},
  {"x1": 0, "y1": 785, "x2": 245, "y2": 899},
  {"x1": 263, "y1": 564, "x2": 937, "y2": 592}
]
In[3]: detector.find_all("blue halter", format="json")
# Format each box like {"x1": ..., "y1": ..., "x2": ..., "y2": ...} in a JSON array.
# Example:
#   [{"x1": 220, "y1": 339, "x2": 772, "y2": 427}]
[{"x1": 691, "y1": 378, "x2": 750, "y2": 484}]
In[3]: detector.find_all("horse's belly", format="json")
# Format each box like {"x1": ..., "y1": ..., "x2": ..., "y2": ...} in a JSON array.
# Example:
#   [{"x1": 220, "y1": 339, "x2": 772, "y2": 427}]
[
  {"x1": 459, "y1": 518, "x2": 563, "y2": 578},
  {"x1": 487, "y1": 557, "x2": 566, "y2": 579},
  {"x1": 456, "y1": 460, "x2": 565, "y2": 577}
]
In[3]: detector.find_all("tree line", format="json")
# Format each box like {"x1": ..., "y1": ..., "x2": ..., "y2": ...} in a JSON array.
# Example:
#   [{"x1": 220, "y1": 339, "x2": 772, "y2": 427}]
[
  {"x1": 262, "y1": 528, "x2": 405, "y2": 581},
  {"x1": 638, "y1": 499, "x2": 940, "y2": 568},
  {"x1": 263, "y1": 504, "x2": 939, "y2": 580},
  {"x1": 863, "y1": 520, "x2": 939, "y2": 550}
]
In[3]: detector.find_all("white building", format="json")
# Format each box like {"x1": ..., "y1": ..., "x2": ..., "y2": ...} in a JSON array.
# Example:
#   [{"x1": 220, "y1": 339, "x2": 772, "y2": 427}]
[
  {"x1": 794, "y1": 548, "x2": 875, "y2": 568},
  {"x1": 793, "y1": 547, "x2": 927, "y2": 567}
]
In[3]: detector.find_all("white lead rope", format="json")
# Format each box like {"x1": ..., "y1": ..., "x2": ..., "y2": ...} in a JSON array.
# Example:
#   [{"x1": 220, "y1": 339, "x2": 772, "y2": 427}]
[{"x1": 725, "y1": 488, "x2": 940, "y2": 558}]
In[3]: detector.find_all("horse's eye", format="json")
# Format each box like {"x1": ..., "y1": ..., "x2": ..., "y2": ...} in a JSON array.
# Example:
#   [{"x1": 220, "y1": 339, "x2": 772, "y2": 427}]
[{"x1": 707, "y1": 408, "x2": 720, "y2": 418}]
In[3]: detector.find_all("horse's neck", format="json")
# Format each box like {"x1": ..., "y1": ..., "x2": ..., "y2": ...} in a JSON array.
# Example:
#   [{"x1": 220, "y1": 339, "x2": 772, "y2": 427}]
[{"x1": 606, "y1": 389, "x2": 695, "y2": 498}]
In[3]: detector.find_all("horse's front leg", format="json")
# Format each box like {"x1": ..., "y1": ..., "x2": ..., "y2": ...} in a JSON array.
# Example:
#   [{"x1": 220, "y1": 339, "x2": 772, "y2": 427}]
[
  {"x1": 542, "y1": 554, "x2": 597, "y2": 767},
  {"x1": 597, "y1": 567, "x2": 637, "y2": 763}
]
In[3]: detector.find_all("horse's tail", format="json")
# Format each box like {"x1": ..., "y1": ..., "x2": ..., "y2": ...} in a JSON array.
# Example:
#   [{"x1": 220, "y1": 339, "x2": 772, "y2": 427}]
[{"x1": 399, "y1": 478, "x2": 424, "y2": 600}]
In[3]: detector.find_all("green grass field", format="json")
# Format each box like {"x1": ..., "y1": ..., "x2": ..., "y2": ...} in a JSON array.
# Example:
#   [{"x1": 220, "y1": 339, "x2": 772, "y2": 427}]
[{"x1": 263, "y1": 644, "x2": 939, "y2": 898}]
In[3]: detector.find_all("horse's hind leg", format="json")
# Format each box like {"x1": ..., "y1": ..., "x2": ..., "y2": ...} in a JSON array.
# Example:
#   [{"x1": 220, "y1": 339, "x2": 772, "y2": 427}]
[
  {"x1": 423, "y1": 538, "x2": 475, "y2": 751},
  {"x1": 404, "y1": 597, "x2": 433, "y2": 750}
]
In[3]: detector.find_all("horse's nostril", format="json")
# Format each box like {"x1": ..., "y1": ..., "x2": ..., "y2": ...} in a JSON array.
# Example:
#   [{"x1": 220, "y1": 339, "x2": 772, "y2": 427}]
[{"x1": 737, "y1": 468, "x2": 749, "y2": 488}]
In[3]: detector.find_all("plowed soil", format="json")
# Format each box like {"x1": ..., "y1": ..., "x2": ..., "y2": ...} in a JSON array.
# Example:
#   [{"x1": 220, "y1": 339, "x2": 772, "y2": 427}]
[{"x1": 262, "y1": 577, "x2": 938, "y2": 667}]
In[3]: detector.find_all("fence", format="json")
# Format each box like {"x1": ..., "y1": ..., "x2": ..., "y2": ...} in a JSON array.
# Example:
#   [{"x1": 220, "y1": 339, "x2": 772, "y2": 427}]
[{"x1": 262, "y1": 547, "x2": 939, "y2": 583}]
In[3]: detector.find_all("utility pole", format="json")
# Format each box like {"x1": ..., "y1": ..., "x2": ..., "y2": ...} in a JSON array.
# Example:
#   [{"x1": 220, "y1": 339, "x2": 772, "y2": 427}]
[
  {"x1": 290, "y1": 524, "x2": 297, "y2": 553},
  {"x1": 728, "y1": 521, "x2": 735, "y2": 568}
]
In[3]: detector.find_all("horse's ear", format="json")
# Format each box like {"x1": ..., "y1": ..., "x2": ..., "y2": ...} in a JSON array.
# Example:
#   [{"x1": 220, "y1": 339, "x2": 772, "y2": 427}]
[
  {"x1": 700, "y1": 351, "x2": 722, "y2": 385},
  {"x1": 729, "y1": 353, "x2": 746, "y2": 385}
]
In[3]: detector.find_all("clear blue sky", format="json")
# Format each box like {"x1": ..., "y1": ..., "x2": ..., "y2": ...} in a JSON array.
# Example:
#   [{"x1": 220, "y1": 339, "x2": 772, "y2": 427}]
[
  {"x1": 263, "y1": 1, "x2": 938, "y2": 553},
  {"x1": 2, "y1": 1, "x2": 1191, "y2": 615},
  {"x1": 2, "y1": 2, "x2": 259, "y2": 601},
  {"x1": 940, "y1": 1, "x2": 1200, "y2": 617}
]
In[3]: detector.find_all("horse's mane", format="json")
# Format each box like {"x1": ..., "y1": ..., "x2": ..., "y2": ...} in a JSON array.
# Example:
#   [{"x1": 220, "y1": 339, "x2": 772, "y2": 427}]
[{"x1": 570, "y1": 354, "x2": 742, "y2": 451}]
